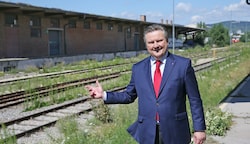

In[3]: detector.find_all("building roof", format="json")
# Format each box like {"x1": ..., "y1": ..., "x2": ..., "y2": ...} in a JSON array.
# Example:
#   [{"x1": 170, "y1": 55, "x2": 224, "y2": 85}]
[{"x1": 0, "y1": 1, "x2": 204, "y2": 34}]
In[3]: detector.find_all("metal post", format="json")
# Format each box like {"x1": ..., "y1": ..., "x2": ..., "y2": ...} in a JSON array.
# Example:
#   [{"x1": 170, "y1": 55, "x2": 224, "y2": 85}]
[
  {"x1": 172, "y1": 0, "x2": 175, "y2": 54},
  {"x1": 229, "y1": 11, "x2": 232, "y2": 47},
  {"x1": 245, "y1": 22, "x2": 247, "y2": 43}
]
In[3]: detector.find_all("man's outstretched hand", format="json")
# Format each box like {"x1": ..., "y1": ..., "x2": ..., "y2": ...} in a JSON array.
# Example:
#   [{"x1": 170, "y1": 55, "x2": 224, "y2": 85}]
[{"x1": 85, "y1": 80, "x2": 104, "y2": 99}]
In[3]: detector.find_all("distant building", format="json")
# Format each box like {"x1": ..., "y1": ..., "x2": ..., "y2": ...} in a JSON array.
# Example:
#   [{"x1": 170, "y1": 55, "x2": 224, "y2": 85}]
[{"x1": 0, "y1": 1, "x2": 204, "y2": 58}]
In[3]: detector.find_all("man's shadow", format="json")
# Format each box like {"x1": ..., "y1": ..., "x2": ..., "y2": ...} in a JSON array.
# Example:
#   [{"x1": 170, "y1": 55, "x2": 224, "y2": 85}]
[{"x1": 220, "y1": 74, "x2": 250, "y2": 103}]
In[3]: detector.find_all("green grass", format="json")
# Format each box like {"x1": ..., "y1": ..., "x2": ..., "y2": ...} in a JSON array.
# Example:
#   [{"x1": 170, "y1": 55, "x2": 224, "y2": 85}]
[{"x1": 54, "y1": 45, "x2": 250, "y2": 143}]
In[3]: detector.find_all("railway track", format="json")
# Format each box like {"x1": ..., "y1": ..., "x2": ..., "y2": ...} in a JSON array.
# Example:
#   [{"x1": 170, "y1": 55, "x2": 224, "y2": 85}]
[
  {"x1": 0, "y1": 86, "x2": 126, "y2": 140},
  {"x1": 193, "y1": 53, "x2": 240, "y2": 72},
  {"x1": 0, "y1": 53, "x2": 240, "y2": 140},
  {"x1": 0, "y1": 63, "x2": 132, "y2": 85},
  {"x1": 0, "y1": 72, "x2": 121, "y2": 109},
  {"x1": 0, "y1": 53, "x2": 240, "y2": 110},
  {"x1": 0, "y1": 47, "x2": 229, "y2": 86}
]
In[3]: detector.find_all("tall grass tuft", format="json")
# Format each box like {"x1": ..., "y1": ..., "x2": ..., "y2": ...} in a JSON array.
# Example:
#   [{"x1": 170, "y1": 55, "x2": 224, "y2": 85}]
[{"x1": 0, "y1": 124, "x2": 16, "y2": 144}]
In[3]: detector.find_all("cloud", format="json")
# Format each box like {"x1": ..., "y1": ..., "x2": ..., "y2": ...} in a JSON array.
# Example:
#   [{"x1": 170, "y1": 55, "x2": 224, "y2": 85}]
[
  {"x1": 176, "y1": 2, "x2": 191, "y2": 12},
  {"x1": 112, "y1": 0, "x2": 249, "y2": 25},
  {"x1": 191, "y1": 15, "x2": 203, "y2": 23},
  {"x1": 111, "y1": 11, "x2": 138, "y2": 20},
  {"x1": 144, "y1": 11, "x2": 164, "y2": 21},
  {"x1": 224, "y1": 0, "x2": 246, "y2": 11},
  {"x1": 188, "y1": 0, "x2": 249, "y2": 24}
]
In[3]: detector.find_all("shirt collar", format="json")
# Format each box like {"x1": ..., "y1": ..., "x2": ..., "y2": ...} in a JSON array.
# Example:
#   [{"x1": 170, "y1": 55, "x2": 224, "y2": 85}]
[{"x1": 150, "y1": 51, "x2": 168, "y2": 64}]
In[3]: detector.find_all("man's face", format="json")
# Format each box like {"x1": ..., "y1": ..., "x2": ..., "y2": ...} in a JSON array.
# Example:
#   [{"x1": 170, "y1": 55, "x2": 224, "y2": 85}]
[{"x1": 145, "y1": 30, "x2": 168, "y2": 59}]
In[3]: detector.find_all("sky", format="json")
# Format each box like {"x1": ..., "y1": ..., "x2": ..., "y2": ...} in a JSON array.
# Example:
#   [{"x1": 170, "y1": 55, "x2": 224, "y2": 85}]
[{"x1": 2, "y1": 0, "x2": 250, "y2": 27}]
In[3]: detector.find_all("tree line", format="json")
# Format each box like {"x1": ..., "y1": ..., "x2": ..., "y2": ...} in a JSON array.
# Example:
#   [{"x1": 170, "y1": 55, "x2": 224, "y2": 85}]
[{"x1": 193, "y1": 22, "x2": 249, "y2": 47}]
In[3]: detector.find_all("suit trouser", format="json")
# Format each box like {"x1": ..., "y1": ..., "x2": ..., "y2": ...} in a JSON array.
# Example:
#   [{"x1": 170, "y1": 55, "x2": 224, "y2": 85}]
[{"x1": 155, "y1": 124, "x2": 163, "y2": 144}]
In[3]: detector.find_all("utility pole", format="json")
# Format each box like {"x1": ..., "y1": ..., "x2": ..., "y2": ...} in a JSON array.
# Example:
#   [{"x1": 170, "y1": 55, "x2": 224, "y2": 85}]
[
  {"x1": 172, "y1": 0, "x2": 175, "y2": 54},
  {"x1": 245, "y1": 22, "x2": 247, "y2": 43}
]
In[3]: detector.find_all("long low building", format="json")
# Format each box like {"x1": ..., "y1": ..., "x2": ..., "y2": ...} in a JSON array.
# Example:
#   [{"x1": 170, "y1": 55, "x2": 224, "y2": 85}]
[{"x1": 0, "y1": 1, "x2": 204, "y2": 58}]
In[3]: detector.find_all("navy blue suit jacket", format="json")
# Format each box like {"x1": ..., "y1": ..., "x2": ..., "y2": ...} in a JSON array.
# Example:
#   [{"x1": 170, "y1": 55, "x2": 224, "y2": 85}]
[{"x1": 105, "y1": 52, "x2": 206, "y2": 144}]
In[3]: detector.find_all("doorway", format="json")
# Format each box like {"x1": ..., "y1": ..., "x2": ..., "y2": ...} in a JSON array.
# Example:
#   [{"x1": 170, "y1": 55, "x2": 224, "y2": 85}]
[{"x1": 48, "y1": 30, "x2": 62, "y2": 56}]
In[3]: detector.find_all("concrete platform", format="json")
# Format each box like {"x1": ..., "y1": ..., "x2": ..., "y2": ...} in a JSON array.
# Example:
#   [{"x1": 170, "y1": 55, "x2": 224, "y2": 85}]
[{"x1": 212, "y1": 75, "x2": 250, "y2": 144}]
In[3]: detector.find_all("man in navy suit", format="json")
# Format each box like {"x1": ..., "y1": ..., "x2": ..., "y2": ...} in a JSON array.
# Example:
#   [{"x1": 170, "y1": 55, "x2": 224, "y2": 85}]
[{"x1": 85, "y1": 24, "x2": 206, "y2": 144}]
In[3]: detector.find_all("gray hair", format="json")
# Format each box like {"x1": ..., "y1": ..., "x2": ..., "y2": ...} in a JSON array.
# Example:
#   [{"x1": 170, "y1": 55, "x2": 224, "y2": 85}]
[{"x1": 143, "y1": 24, "x2": 168, "y2": 43}]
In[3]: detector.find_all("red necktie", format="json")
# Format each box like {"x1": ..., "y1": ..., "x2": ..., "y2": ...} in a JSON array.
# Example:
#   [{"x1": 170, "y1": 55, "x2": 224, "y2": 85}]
[
  {"x1": 154, "y1": 60, "x2": 162, "y2": 98},
  {"x1": 154, "y1": 60, "x2": 162, "y2": 122}
]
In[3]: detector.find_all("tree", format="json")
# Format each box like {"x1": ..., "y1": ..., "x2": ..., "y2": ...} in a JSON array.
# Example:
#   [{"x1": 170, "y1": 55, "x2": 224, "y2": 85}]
[
  {"x1": 194, "y1": 22, "x2": 208, "y2": 46},
  {"x1": 240, "y1": 32, "x2": 250, "y2": 42},
  {"x1": 208, "y1": 24, "x2": 230, "y2": 47}
]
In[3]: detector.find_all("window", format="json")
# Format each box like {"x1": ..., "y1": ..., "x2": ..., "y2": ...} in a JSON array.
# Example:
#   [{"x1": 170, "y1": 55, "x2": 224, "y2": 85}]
[
  {"x1": 126, "y1": 27, "x2": 132, "y2": 38},
  {"x1": 96, "y1": 22, "x2": 102, "y2": 30},
  {"x1": 68, "y1": 20, "x2": 76, "y2": 28},
  {"x1": 30, "y1": 16, "x2": 41, "y2": 26},
  {"x1": 118, "y1": 24, "x2": 123, "y2": 32},
  {"x1": 50, "y1": 18, "x2": 60, "y2": 27},
  {"x1": 135, "y1": 26, "x2": 139, "y2": 32},
  {"x1": 84, "y1": 21, "x2": 90, "y2": 29},
  {"x1": 31, "y1": 28, "x2": 41, "y2": 37},
  {"x1": 5, "y1": 14, "x2": 18, "y2": 26},
  {"x1": 30, "y1": 16, "x2": 41, "y2": 37},
  {"x1": 107, "y1": 23, "x2": 113, "y2": 31}
]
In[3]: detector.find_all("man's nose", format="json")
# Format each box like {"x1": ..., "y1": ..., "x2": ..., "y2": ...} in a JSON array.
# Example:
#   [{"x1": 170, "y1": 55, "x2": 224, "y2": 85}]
[{"x1": 153, "y1": 41, "x2": 159, "y2": 47}]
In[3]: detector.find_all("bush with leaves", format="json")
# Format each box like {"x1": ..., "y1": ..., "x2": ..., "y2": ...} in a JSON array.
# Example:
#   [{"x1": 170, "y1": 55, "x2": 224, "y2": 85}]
[
  {"x1": 205, "y1": 108, "x2": 232, "y2": 136},
  {"x1": 91, "y1": 101, "x2": 113, "y2": 123}
]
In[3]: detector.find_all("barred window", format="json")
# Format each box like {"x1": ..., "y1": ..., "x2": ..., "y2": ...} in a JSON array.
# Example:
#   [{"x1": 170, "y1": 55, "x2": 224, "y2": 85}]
[
  {"x1": 30, "y1": 16, "x2": 41, "y2": 37},
  {"x1": 135, "y1": 26, "x2": 139, "y2": 32},
  {"x1": 118, "y1": 24, "x2": 123, "y2": 32},
  {"x1": 30, "y1": 16, "x2": 41, "y2": 26},
  {"x1": 84, "y1": 21, "x2": 90, "y2": 29},
  {"x1": 126, "y1": 27, "x2": 132, "y2": 38},
  {"x1": 50, "y1": 18, "x2": 60, "y2": 27},
  {"x1": 31, "y1": 28, "x2": 41, "y2": 37},
  {"x1": 107, "y1": 23, "x2": 113, "y2": 31},
  {"x1": 5, "y1": 13, "x2": 18, "y2": 26},
  {"x1": 96, "y1": 22, "x2": 102, "y2": 30},
  {"x1": 68, "y1": 20, "x2": 76, "y2": 28}
]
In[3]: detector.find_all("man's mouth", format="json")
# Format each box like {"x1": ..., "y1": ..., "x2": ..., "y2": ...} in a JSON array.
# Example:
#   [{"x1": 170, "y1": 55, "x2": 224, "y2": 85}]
[{"x1": 153, "y1": 47, "x2": 162, "y2": 52}]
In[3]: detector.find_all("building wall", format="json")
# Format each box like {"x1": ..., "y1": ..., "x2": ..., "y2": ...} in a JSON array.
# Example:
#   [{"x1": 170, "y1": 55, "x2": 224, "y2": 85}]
[
  {"x1": 65, "y1": 21, "x2": 127, "y2": 55},
  {"x1": 0, "y1": 11, "x2": 142, "y2": 58}
]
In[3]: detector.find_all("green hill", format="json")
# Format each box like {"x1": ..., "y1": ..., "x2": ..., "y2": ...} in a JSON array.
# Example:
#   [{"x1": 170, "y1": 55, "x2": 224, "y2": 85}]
[{"x1": 207, "y1": 21, "x2": 250, "y2": 34}]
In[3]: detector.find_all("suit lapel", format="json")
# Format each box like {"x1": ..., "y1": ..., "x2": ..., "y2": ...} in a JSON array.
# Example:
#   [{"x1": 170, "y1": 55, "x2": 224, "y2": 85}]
[
  {"x1": 158, "y1": 53, "x2": 176, "y2": 97},
  {"x1": 139, "y1": 57, "x2": 156, "y2": 97},
  {"x1": 145, "y1": 58, "x2": 156, "y2": 96}
]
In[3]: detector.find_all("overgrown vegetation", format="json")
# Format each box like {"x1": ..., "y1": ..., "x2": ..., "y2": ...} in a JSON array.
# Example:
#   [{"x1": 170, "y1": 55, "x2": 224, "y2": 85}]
[
  {"x1": 1, "y1": 44, "x2": 249, "y2": 143},
  {"x1": 0, "y1": 124, "x2": 16, "y2": 144},
  {"x1": 43, "y1": 44, "x2": 249, "y2": 143},
  {"x1": 205, "y1": 108, "x2": 232, "y2": 136},
  {"x1": 197, "y1": 44, "x2": 249, "y2": 136}
]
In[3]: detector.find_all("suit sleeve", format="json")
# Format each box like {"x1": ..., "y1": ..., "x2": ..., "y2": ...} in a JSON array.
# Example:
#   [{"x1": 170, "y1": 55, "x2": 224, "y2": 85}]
[
  {"x1": 104, "y1": 65, "x2": 138, "y2": 104},
  {"x1": 185, "y1": 60, "x2": 206, "y2": 131}
]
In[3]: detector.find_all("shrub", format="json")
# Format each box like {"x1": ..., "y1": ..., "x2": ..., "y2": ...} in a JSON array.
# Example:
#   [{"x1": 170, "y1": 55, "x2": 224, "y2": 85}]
[
  {"x1": 205, "y1": 108, "x2": 232, "y2": 136},
  {"x1": 91, "y1": 100, "x2": 113, "y2": 123}
]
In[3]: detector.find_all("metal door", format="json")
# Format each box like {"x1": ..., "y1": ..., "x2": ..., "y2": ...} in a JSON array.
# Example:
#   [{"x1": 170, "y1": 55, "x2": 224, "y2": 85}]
[
  {"x1": 48, "y1": 30, "x2": 62, "y2": 56},
  {"x1": 134, "y1": 33, "x2": 140, "y2": 50}
]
